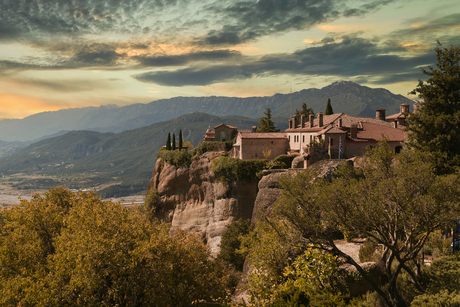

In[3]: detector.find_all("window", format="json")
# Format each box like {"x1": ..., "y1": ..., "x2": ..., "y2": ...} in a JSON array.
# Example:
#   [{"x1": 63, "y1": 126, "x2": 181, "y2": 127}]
[
  {"x1": 330, "y1": 138, "x2": 334, "y2": 146},
  {"x1": 303, "y1": 135, "x2": 305, "y2": 142}
]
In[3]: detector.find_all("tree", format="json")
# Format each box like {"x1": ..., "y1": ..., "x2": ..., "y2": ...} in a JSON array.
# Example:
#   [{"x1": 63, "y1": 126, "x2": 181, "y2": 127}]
[
  {"x1": 325, "y1": 98, "x2": 333, "y2": 115},
  {"x1": 178, "y1": 129, "x2": 183, "y2": 150},
  {"x1": 271, "y1": 141, "x2": 460, "y2": 306},
  {"x1": 166, "y1": 132, "x2": 171, "y2": 150},
  {"x1": 257, "y1": 108, "x2": 280, "y2": 132},
  {"x1": 295, "y1": 102, "x2": 314, "y2": 125},
  {"x1": 0, "y1": 187, "x2": 233, "y2": 306},
  {"x1": 407, "y1": 43, "x2": 460, "y2": 174},
  {"x1": 172, "y1": 133, "x2": 176, "y2": 150}
]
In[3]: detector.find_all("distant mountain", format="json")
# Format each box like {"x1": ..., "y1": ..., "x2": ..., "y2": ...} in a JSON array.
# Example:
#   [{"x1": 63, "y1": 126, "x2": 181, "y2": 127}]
[
  {"x1": 0, "y1": 81, "x2": 413, "y2": 142},
  {"x1": 0, "y1": 112, "x2": 276, "y2": 195}
]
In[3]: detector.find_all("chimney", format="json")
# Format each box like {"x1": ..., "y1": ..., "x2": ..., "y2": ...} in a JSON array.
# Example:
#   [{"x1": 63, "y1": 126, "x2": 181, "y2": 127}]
[
  {"x1": 293, "y1": 115, "x2": 297, "y2": 128},
  {"x1": 301, "y1": 114, "x2": 306, "y2": 128},
  {"x1": 338, "y1": 118, "x2": 342, "y2": 128},
  {"x1": 350, "y1": 124, "x2": 357, "y2": 138},
  {"x1": 252, "y1": 126, "x2": 257, "y2": 133},
  {"x1": 318, "y1": 112, "x2": 323, "y2": 127},
  {"x1": 309, "y1": 114, "x2": 315, "y2": 128},
  {"x1": 400, "y1": 103, "x2": 409, "y2": 113},
  {"x1": 376, "y1": 108, "x2": 386, "y2": 120},
  {"x1": 288, "y1": 119, "x2": 292, "y2": 129}
]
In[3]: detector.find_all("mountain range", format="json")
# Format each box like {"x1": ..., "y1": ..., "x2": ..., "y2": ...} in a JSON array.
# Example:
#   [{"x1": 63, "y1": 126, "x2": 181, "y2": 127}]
[{"x1": 0, "y1": 81, "x2": 413, "y2": 143}]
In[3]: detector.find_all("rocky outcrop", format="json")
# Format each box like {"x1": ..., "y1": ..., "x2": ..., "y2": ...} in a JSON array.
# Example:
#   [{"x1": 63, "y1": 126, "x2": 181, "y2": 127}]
[{"x1": 147, "y1": 151, "x2": 258, "y2": 256}]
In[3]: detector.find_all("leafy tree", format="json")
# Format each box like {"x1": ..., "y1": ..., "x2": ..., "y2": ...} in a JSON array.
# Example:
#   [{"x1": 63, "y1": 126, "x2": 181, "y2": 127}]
[
  {"x1": 325, "y1": 98, "x2": 333, "y2": 115},
  {"x1": 178, "y1": 129, "x2": 183, "y2": 150},
  {"x1": 166, "y1": 132, "x2": 171, "y2": 150},
  {"x1": 295, "y1": 102, "x2": 314, "y2": 125},
  {"x1": 272, "y1": 141, "x2": 460, "y2": 306},
  {"x1": 218, "y1": 219, "x2": 252, "y2": 271},
  {"x1": 407, "y1": 43, "x2": 460, "y2": 174},
  {"x1": 257, "y1": 108, "x2": 280, "y2": 132},
  {"x1": 0, "y1": 187, "x2": 233, "y2": 306},
  {"x1": 172, "y1": 132, "x2": 176, "y2": 150}
]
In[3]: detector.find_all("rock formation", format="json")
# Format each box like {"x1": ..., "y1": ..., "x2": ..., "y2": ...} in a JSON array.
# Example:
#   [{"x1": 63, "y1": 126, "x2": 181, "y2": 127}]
[{"x1": 147, "y1": 151, "x2": 259, "y2": 256}]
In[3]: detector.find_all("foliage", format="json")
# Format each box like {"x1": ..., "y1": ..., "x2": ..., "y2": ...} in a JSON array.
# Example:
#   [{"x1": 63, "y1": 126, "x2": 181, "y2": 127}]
[
  {"x1": 218, "y1": 219, "x2": 252, "y2": 271},
  {"x1": 407, "y1": 43, "x2": 460, "y2": 174},
  {"x1": 211, "y1": 156, "x2": 267, "y2": 183},
  {"x1": 325, "y1": 98, "x2": 334, "y2": 115},
  {"x1": 145, "y1": 188, "x2": 162, "y2": 218},
  {"x1": 166, "y1": 132, "x2": 171, "y2": 150},
  {"x1": 172, "y1": 132, "x2": 176, "y2": 150},
  {"x1": 157, "y1": 148, "x2": 192, "y2": 168},
  {"x1": 0, "y1": 187, "x2": 233, "y2": 306},
  {"x1": 359, "y1": 240, "x2": 380, "y2": 263},
  {"x1": 411, "y1": 290, "x2": 460, "y2": 307},
  {"x1": 295, "y1": 102, "x2": 314, "y2": 125},
  {"x1": 257, "y1": 108, "x2": 280, "y2": 132},
  {"x1": 240, "y1": 218, "x2": 346, "y2": 306},
  {"x1": 271, "y1": 141, "x2": 460, "y2": 306},
  {"x1": 266, "y1": 154, "x2": 299, "y2": 169},
  {"x1": 179, "y1": 129, "x2": 183, "y2": 150}
]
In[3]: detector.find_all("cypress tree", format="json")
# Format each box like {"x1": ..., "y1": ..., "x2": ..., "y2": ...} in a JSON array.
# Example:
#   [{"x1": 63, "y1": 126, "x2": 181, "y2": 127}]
[
  {"x1": 257, "y1": 108, "x2": 280, "y2": 132},
  {"x1": 179, "y1": 129, "x2": 183, "y2": 150},
  {"x1": 325, "y1": 98, "x2": 333, "y2": 115},
  {"x1": 172, "y1": 133, "x2": 176, "y2": 150},
  {"x1": 166, "y1": 133, "x2": 171, "y2": 150}
]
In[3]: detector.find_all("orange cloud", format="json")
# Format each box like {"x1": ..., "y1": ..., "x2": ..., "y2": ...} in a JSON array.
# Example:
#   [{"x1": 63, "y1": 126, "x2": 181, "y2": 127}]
[{"x1": 0, "y1": 94, "x2": 64, "y2": 119}]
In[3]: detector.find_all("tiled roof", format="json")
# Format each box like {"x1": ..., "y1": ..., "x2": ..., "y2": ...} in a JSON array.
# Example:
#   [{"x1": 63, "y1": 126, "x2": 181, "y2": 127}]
[
  {"x1": 352, "y1": 122, "x2": 405, "y2": 142},
  {"x1": 214, "y1": 123, "x2": 237, "y2": 129},
  {"x1": 239, "y1": 132, "x2": 287, "y2": 139}
]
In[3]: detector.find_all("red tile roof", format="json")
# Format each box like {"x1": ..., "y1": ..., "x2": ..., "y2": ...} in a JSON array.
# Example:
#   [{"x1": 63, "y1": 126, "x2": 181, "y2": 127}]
[{"x1": 239, "y1": 132, "x2": 287, "y2": 139}]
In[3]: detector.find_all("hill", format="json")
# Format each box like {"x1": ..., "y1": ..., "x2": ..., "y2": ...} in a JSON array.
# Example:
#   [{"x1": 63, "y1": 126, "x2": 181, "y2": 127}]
[
  {"x1": 0, "y1": 113, "x2": 277, "y2": 196},
  {"x1": 0, "y1": 81, "x2": 412, "y2": 142}
]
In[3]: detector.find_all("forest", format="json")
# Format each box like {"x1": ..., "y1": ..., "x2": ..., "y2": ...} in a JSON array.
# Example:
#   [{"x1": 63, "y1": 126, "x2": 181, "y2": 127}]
[{"x1": 1, "y1": 44, "x2": 459, "y2": 307}]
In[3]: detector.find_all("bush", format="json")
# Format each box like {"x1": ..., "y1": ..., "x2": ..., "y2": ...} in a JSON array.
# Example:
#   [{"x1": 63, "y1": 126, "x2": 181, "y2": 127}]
[
  {"x1": 359, "y1": 240, "x2": 379, "y2": 263},
  {"x1": 218, "y1": 219, "x2": 252, "y2": 271},
  {"x1": 211, "y1": 156, "x2": 267, "y2": 183},
  {"x1": 157, "y1": 149, "x2": 192, "y2": 168},
  {"x1": 411, "y1": 290, "x2": 460, "y2": 307}
]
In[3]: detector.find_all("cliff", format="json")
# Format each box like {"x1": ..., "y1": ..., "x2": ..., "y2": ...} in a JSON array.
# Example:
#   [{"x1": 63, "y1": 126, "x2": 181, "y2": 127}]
[{"x1": 147, "y1": 151, "x2": 259, "y2": 256}]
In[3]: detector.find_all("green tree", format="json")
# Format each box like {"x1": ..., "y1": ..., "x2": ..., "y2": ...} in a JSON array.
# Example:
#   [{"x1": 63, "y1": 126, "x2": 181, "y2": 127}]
[
  {"x1": 407, "y1": 43, "x2": 460, "y2": 174},
  {"x1": 172, "y1": 133, "x2": 176, "y2": 150},
  {"x1": 178, "y1": 129, "x2": 183, "y2": 150},
  {"x1": 325, "y1": 98, "x2": 333, "y2": 115},
  {"x1": 0, "y1": 187, "x2": 233, "y2": 306},
  {"x1": 218, "y1": 219, "x2": 252, "y2": 271},
  {"x1": 257, "y1": 108, "x2": 280, "y2": 132},
  {"x1": 295, "y1": 102, "x2": 314, "y2": 125},
  {"x1": 271, "y1": 141, "x2": 460, "y2": 307},
  {"x1": 166, "y1": 132, "x2": 171, "y2": 150}
]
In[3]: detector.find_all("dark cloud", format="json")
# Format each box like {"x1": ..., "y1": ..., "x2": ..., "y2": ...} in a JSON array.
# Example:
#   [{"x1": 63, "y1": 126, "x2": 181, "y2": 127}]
[
  {"x1": 392, "y1": 13, "x2": 460, "y2": 39},
  {"x1": 134, "y1": 50, "x2": 242, "y2": 67},
  {"x1": 133, "y1": 65, "x2": 253, "y2": 86},
  {"x1": 196, "y1": 0, "x2": 401, "y2": 46},
  {"x1": 0, "y1": 0, "x2": 185, "y2": 40},
  {"x1": 133, "y1": 35, "x2": 436, "y2": 86}
]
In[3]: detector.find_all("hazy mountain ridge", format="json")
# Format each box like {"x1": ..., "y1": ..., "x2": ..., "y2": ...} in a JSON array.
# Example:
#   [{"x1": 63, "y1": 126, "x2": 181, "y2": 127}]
[
  {"x1": 0, "y1": 82, "x2": 413, "y2": 142},
  {"x1": 0, "y1": 113, "x2": 270, "y2": 195}
]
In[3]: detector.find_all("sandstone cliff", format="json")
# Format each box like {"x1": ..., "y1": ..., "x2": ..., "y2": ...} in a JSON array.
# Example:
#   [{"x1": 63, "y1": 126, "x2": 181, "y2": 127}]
[{"x1": 147, "y1": 151, "x2": 259, "y2": 256}]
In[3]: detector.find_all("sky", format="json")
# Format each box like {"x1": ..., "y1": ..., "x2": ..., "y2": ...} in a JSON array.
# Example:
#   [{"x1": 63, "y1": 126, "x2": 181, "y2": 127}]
[{"x1": 0, "y1": 0, "x2": 459, "y2": 119}]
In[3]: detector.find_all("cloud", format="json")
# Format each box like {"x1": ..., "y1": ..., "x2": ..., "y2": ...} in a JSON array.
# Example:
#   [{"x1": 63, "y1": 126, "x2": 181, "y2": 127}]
[
  {"x1": 134, "y1": 50, "x2": 242, "y2": 67},
  {"x1": 7, "y1": 77, "x2": 114, "y2": 93},
  {"x1": 133, "y1": 65, "x2": 253, "y2": 86},
  {"x1": 133, "y1": 35, "x2": 435, "y2": 86}
]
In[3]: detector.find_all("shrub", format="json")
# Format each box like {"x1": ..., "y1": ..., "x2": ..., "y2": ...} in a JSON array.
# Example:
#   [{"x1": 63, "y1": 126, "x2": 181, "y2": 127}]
[
  {"x1": 218, "y1": 219, "x2": 252, "y2": 271},
  {"x1": 359, "y1": 240, "x2": 379, "y2": 263},
  {"x1": 411, "y1": 290, "x2": 460, "y2": 307},
  {"x1": 157, "y1": 149, "x2": 192, "y2": 168},
  {"x1": 211, "y1": 156, "x2": 267, "y2": 183}
]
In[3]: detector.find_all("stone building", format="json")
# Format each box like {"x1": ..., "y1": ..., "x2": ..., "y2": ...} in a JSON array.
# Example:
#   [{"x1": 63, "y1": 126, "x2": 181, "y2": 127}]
[
  {"x1": 231, "y1": 131, "x2": 289, "y2": 160},
  {"x1": 285, "y1": 103, "x2": 410, "y2": 160},
  {"x1": 203, "y1": 124, "x2": 250, "y2": 141}
]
